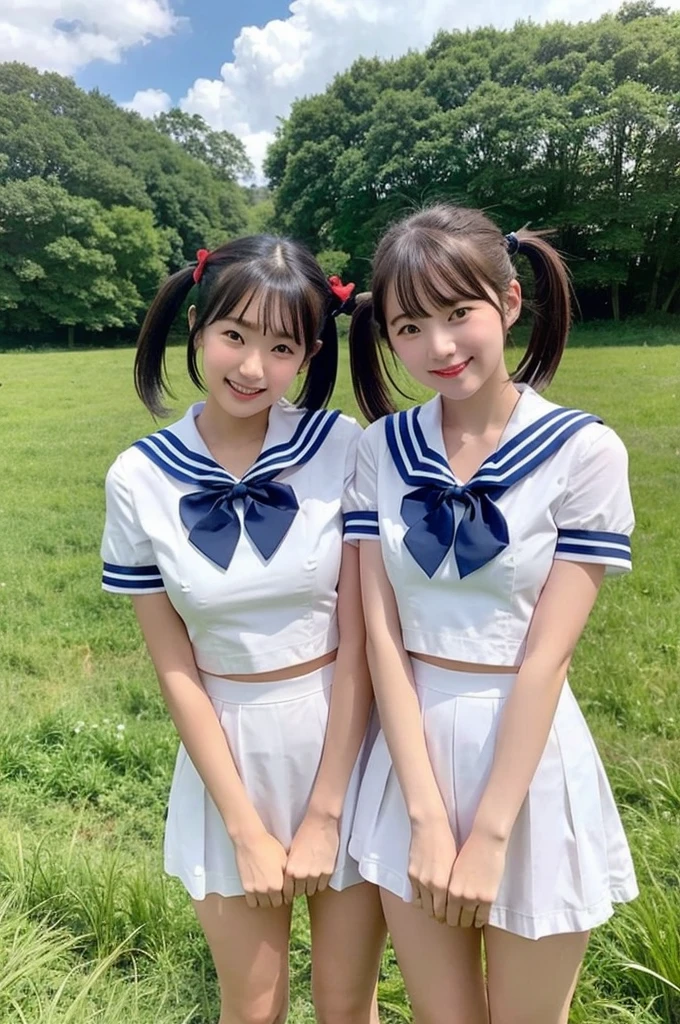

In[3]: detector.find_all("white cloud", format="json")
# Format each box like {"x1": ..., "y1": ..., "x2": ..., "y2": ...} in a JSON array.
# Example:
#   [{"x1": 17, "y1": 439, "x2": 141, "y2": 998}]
[
  {"x1": 180, "y1": 0, "x2": 680, "y2": 179},
  {"x1": 123, "y1": 87, "x2": 172, "y2": 119},
  {"x1": 0, "y1": 1, "x2": 181, "y2": 75}
]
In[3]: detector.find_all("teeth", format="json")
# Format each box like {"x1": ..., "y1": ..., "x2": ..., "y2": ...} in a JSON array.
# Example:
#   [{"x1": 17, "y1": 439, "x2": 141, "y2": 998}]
[{"x1": 229, "y1": 380, "x2": 263, "y2": 395}]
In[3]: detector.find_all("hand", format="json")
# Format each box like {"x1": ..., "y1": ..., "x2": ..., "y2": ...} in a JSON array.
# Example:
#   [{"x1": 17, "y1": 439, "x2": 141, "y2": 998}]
[
  {"x1": 283, "y1": 810, "x2": 340, "y2": 903},
  {"x1": 233, "y1": 830, "x2": 288, "y2": 909},
  {"x1": 446, "y1": 829, "x2": 508, "y2": 929},
  {"x1": 407, "y1": 816, "x2": 457, "y2": 924}
]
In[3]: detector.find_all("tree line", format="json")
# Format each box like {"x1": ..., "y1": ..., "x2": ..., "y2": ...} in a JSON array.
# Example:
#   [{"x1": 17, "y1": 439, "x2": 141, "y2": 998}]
[
  {"x1": 1, "y1": 1, "x2": 679, "y2": 344},
  {"x1": 0, "y1": 63, "x2": 254, "y2": 345},
  {"x1": 267, "y1": 1, "x2": 680, "y2": 321}
]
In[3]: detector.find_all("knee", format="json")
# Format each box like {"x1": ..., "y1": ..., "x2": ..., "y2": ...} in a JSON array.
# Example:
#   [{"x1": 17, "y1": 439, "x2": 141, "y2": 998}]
[
  {"x1": 312, "y1": 987, "x2": 376, "y2": 1024},
  {"x1": 219, "y1": 995, "x2": 288, "y2": 1024}
]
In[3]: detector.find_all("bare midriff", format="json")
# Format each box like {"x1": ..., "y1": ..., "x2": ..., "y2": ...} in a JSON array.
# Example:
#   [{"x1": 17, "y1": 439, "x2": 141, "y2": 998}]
[
  {"x1": 410, "y1": 652, "x2": 517, "y2": 674},
  {"x1": 196, "y1": 649, "x2": 337, "y2": 683}
]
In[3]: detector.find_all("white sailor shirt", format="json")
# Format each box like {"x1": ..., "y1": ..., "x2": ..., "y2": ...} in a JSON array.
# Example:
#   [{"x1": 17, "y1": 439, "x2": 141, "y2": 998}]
[
  {"x1": 344, "y1": 385, "x2": 634, "y2": 667},
  {"x1": 101, "y1": 399, "x2": 361, "y2": 675}
]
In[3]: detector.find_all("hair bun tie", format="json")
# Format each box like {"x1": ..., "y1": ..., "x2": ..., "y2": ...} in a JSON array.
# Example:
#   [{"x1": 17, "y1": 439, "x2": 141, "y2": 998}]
[
  {"x1": 328, "y1": 275, "x2": 356, "y2": 317},
  {"x1": 504, "y1": 232, "x2": 520, "y2": 257},
  {"x1": 193, "y1": 248, "x2": 212, "y2": 284}
]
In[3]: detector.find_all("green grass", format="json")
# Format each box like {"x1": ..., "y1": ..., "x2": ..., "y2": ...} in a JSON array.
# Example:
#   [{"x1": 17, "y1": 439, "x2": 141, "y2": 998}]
[{"x1": 0, "y1": 334, "x2": 678, "y2": 1022}]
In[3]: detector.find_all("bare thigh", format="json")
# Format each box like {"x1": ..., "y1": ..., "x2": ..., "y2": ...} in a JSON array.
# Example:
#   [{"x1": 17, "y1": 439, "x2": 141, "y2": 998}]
[
  {"x1": 484, "y1": 926, "x2": 590, "y2": 1024},
  {"x1": 380, "y1": 890, "x2": 488, "y2": 1024},
  {"x1": 193, "y1": 894, "x2": 293, "y2": 1024},
  {"x1": 307, "y1": 882, "x2": 386, "y2": 1024}
]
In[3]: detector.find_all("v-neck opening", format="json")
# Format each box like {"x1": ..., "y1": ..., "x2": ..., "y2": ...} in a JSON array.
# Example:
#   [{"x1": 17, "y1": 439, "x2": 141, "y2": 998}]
[
  {"x1": 432, "y1": 386, "x2": 527, "y2": 487},
  {"x1": 188, "y1": 400, "x2": 283, "y2": 482}
]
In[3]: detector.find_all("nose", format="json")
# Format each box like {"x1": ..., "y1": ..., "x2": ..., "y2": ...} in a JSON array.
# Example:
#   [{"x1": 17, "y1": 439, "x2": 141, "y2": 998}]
[
  {"x1": 428, "y1": 325, "x2": 456, "y2": 362},
  {"x1": 238, "y1": 349, "x2": 265, "y2": 381}
]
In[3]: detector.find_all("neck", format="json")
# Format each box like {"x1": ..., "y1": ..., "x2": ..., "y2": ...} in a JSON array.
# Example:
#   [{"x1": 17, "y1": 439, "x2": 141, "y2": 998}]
[
  {"x1": 440, "y1": 368, "x2": 520, "y2": 438},
  {"x1": 196, "y1": 395, "x2": 271, "y2": 450}
]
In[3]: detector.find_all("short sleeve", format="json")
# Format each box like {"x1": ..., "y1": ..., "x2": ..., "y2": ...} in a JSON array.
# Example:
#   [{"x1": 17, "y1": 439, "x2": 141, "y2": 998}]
[
  {"x1": 100, "y1": 455, "x2": 165, "y2": 594},
  {"x1": 342, "y1": 424, "x2": 380, "y2": 544},
  {"x1": 553, "y1": 427, "x2": 634, "y2": 575}
]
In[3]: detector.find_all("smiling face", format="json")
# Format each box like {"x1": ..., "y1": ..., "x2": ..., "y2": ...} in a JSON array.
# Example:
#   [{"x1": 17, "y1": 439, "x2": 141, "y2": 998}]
[
  {"x1": 385, "y1": 279, "x2": 522, "y2": 402},
  {"x1": 192, "y1": 290, "x2": 319, "y2": 419}
]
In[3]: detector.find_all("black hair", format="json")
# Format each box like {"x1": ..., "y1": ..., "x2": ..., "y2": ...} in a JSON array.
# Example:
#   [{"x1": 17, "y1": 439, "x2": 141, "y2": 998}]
[
  {"x1": 349, "y1": 205, "x2": 572, "y2": 422},
  {"x1": 135, "y1": 235, "x2": 343, "y2": 416}
]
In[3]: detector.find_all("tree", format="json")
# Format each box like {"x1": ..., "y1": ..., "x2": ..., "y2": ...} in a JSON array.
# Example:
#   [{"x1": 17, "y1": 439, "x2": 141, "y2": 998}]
[
  {"x1": 155, "y1": 108, "x2": 253, "y2": 182},
  {"x1": 0, "y1": 178, "x2": 170, "y2": 344},
  {"x1": 265, "y1": 7, "x2": 680, "y2": 316}
]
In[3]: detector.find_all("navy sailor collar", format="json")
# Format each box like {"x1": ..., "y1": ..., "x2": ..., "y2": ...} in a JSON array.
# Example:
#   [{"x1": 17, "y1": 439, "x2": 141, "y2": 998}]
[
  {"x1": 133, "y1": 399, "x2": 341, "y2": 488},
  {"x1": 386, "y1": 385, "x2": 600, "y2": 493}
]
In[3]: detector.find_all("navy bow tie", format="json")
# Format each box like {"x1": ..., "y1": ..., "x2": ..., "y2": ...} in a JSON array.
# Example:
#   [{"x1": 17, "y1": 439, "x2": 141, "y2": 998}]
[
  {"x1": 179, "y1": 477, "x2": 299, "y2": 570},
  {"x1": 134, "y1": 406, "x2": 341, "y2": 573},
  {"x1": 401, "y1": 483, "x2": 509, "y2": 579},
  {"x1": 387, "y1": 403, "x2": 602, "y2": 580}
]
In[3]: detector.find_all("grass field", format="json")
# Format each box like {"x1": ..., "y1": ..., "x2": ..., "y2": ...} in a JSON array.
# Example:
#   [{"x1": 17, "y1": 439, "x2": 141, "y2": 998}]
[{"x1": 0, "y1": 333, "x2": 679, "y2": 1023}]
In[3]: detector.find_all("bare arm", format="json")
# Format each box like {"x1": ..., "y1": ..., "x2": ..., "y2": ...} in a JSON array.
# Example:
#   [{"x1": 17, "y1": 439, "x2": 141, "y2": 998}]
[
  {"x1": 448, "y1": 559, "x2": 605, "y2": 928},
  {"x1": 132, "y1": 593, "x2": 287, "y2": 907},
  {"x1": 284, "y1": 544, "x2": 376, "y2": 898},
  {"x1": 359, "y1": 540, "x2": 457, "y2": 921},
  {"x1": 472, "y1": 559, "x2": 604, "y2": 841},
  {"x1": 307, "y1": 543, "x2": 374, "y2": 819}
]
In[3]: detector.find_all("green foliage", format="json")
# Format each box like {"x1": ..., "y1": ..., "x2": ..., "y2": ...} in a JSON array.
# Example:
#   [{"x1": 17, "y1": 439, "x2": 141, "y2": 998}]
[
  {"x1": 267, "y1": 8, "x2": 680, "y2": 319},
  {"x1": 154, "y1": 108, "x2": 253, "y2": 182},
  {"x1": 315, "y1": 250, "x2": 351, "y2": 277},
  {"x1": 0, "y1": 63, "x2": 250, "y2": 343}
]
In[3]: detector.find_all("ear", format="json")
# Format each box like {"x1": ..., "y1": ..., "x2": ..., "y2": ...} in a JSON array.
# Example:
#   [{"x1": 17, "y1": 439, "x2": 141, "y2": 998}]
[
  {"x1": 504, "y1": 279, "x2": 522, "y2": 328},
  {"x1": 297, "y1": 339, "x2": 323, "y2": 375},
  {"x1": 188, "y1": 304, "x2": 197, "y2": 330}
]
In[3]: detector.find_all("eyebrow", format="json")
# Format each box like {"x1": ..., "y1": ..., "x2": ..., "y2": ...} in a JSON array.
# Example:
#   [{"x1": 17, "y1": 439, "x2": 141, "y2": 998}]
[
  {"x1": 389, "y1": 298, "x2": 473, "y2": 327},
  {"x1": 389, "y1": 311, "x2": 430, "y2": 326},
  {"x1": 223, "y1": 316, "x2": 294, "y2": 341}
]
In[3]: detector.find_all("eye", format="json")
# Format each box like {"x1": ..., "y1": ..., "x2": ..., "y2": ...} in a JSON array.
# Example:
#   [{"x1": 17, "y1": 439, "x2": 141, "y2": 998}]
[
  {"x1": 272, "y1": 342, "x2": 294, "y2": 355},
  {"x1": 223, "y1": 329, "x2": 244, "y2": 343},
  {"x1": 450, "y1": 307, "x2": 470, "y2": 320},
  {"x1": 396, "y1": 323, "x2": 420, "y2": 337}
]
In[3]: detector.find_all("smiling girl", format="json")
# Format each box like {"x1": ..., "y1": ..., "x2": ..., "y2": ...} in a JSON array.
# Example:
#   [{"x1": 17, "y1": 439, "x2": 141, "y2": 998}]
[
  {"x1": 344, "y1": 206, "x2": 637, "y2": 1024},
  {"x1": 100, "y1": 237, "x2": 385, "y2": 1024}
]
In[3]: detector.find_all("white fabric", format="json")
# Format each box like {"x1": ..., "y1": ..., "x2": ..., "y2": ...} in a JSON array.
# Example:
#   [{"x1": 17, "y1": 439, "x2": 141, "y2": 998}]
[
  {"x1": 165, "y1": 663, "x2": 367, "y2": 899},
  {"x1": 349, "y1": 659, "x2": 637, "y2": 939},
  {"x1": 101, "y1": 400, "x2": 361, "y2": 674},
  {"x1": 344, "y1": 386, "x2": 634, "y2": 667}
]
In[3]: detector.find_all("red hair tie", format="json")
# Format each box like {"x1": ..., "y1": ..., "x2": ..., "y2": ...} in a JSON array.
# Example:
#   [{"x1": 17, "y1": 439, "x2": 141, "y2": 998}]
[
  {"x1": 193, "y1": 248, "x2": 211, "y2": 284},
  {"x1": 328, "y1": 275, "x2": 355, "y2": 307}
]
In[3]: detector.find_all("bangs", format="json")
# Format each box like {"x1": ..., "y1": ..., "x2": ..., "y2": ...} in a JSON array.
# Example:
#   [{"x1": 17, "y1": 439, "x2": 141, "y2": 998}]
[
  {"x1": 202, "y1": 261, "x2": 323, "y2": 350},
  {"x1": 378, "y1": 230, "x2": 500, "y2": 325}
]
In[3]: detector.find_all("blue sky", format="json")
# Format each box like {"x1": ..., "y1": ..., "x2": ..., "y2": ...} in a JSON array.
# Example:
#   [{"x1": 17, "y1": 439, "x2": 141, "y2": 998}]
[{"x1": 75, "y1": 1, "x2": 291, "y2": 107}]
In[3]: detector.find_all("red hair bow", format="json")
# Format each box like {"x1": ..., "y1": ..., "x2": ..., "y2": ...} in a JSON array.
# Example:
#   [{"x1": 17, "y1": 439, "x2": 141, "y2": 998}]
[
  {"x1": 193, "y1": 248, "x2": 211, "y2": 284},
  {"x1": 328, "y1": 275, "x2": 355, "y2": 305}
]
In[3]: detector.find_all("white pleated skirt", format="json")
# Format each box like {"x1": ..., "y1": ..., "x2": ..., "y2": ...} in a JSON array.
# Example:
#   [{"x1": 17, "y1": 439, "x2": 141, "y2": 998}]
[
  {"x1": 349, "y1": 659, "x2": 638, "y2": 940},
  {"x1": 165, "y1": 663, "x2": 367, "y2": 900}
]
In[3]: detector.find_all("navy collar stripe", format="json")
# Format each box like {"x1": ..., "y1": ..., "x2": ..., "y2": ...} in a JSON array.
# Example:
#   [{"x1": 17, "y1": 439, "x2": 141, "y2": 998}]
[
  {"x1": 388, "y1": 404, "x2": 600, "y2": 493},
  {"x1": 157, "y1": 427, "x2": 221, "y2": 469},
  {"x1": 136, "y1": 434, "x2": 231, "y2": 484},
  {"x1": 476, "y1": 415, "x2": 600, "y2": 488},
  {"x1": 476, "y1": 411, "x2": 597, "y2": 482},
  {"x1": 134, "y1": 408, "x2": 340, "y2": 487},
  {"x1": 134, "y1": 438, "x2": 218, "y2": 487},
  {"x1": 249, "y1": 408, "x2": 318, "y2": 471},
  {"x1": 386, "y1": 414, "x2": 451, "y2": 488},
  {"x1": 410, "y1": 409, "x2": 452, "y2": 475},
  {"x1": 246, "y1": 410, "x2": 340, "y2": 483}
]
